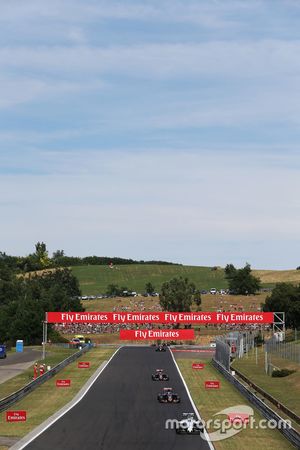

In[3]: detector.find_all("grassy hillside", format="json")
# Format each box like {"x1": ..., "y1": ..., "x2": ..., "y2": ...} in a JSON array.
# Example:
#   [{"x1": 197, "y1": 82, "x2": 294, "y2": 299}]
[
  {"x1": 71, "y1": 264, "x2": 227, "y2": 294},
  {"x1": 72, "y1": 264, "x2": 300, "y2": 295},
  {"x1": 253, "y1": 269, "x2": 300, "y2": 284}
]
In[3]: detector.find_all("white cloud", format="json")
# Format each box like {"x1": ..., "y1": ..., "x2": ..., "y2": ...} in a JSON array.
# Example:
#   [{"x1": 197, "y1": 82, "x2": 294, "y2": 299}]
[
  {"x1": 141, "y1": 82, "x2": 300, "y2": 128},
  {"x1": 1, "y1": 40, "x2": 300, "y2": 79},
  {"x1": 67, "y1": 28, "x2": 88, "y2": 45},
  {"x1": 0, "y1": 0, "x2": 253, "y2": 27},
  {"x1": 0, "y1": 78, "x2": 46, "y2": 109},
  {"x1": 1, "y1": 150, "x2": 299, "y2": 261},
  {"x1": 0, "y1": 1, "x2": 156, "y2": 23},
  {"x1": 1, "y1": 39, "x2": 299, "y2": 126},
  {"x1": 0, "y1": 76, "x2": 105, "y2": 109},
  {"x1": 1, "y1": 149, "x2": 299, "y2": 268},
  {"x1": 1, "y1": 1, "x2": 300, "y2": 268}
]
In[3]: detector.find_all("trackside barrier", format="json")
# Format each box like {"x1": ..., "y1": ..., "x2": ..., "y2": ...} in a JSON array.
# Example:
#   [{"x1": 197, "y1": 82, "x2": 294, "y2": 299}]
[
  {"x1": 169, "y1": 345, "x2": 215, "y2": 350},
  {"x1": 212, "y1": 359, "x2": 300, "y2": 448},
  {"x1": 265, "y1": 336, "x2": 300, "y2": 364},
  {"x1": 233, "y1": 367, "x2": 300, "y2": 425},
  {"x1": 95, "y1": 344, "x2": 150, "y2": 348},
  {"x1": 215, "y1": 340, "x2": 230, "y2": 370},
  {"x1": 0, "y1": 345, "x2": 91, "y2": 413}
]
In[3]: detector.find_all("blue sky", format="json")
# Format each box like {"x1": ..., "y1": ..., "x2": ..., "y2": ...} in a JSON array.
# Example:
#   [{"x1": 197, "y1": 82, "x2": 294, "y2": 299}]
[{"x1": 0, "y1": 0, "x2": 300, "y2": 269}]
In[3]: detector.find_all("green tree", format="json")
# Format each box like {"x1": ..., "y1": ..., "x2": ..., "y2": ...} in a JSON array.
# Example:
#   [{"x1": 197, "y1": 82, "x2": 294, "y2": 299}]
[
  {"x1": 225, "y1": 263, "x2": 261, "y2": 295},
  {"x1": 263, "y1": 283, "x2": 300, "y2": 329},
  {"x1": 160, "y1": 277, "x2": 195, "y2": 312},
  {"x1": 224, "y1": 264, "x2": 236, "y2": 279},
  {"x1": 8, "y1": 296, "x2": 44, "y2": 344},
  {"x1": 33, "y1": 268, "x2": 82, "y2": 301},
  {"x1": 0, "y1": 259, "x2": 22, "y2": 306},
  {"x1": 35, "y1": 242, "x2": 51, "y2": 268},
  {"x1": 52, "y1": 249, "x2": 65, "y2": 266},
  {"x1": 106, "y1": 284, "x2": 121, "y2": 296},
  {"x1": 145, "y1": 282, "x2": 155, "y2": 294},
  {"x1": 53, "y1": 250, "x2": 65, "y2": 259},
  {"x1": 0, "y1": 262, "x2": 83, "y2": 344},
  {"x1": 193, "y1": 292, "x2": 202, "y2": 309}
]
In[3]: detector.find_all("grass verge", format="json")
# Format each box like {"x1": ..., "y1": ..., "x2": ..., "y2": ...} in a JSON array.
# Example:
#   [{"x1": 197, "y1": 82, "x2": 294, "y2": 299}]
[
  {"x1": 0, "y1": 346, "x2": 77, "y2": 400},
  {"x1": 177, "y1": 358, "x2": 294, "y2": 450},
  {"x1": 0, "y1": 347, "x2": 116, "y2": 438},
  {"x1": 232, "y1": 347, "x2": 300, "y2": 417}
]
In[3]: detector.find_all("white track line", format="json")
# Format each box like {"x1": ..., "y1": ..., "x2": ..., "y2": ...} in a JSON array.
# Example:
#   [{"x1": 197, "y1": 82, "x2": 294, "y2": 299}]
[
  {"x1": 169, "y1": 348, "x2": 215, "y2": 450},
  {"x1": 11, "y1": 347, "x2": 121, "y2": 450}
]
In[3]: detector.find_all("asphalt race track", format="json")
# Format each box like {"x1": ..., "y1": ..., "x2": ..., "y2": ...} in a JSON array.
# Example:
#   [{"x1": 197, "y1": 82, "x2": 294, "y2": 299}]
[{"x1": 24, "y1": 347, "x2": 211, "y2": 450}]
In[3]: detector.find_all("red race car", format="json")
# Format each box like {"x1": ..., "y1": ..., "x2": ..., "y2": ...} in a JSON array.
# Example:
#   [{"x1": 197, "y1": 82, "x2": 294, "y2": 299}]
[
  {"x1": 157, "y1": 387, "x2": 180, "y2": 403},
  {"x1": 152, "y1": 369, "x2": 169, "y2": 381}
]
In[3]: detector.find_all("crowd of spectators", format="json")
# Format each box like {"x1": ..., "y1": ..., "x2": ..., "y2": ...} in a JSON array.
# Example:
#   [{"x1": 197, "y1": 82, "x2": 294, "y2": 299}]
[
  {"x1": 53, "y1": 298, "x2": 270, "y2": 336},
  {"x1": 54, "y1": 322, "x2": 156, "y2": 335},
  {"x1": 54, "y1": 299, "x2": 165, "y2": 335},
  {"x1": 203, "y1": 323, "x2": 271, "y2": 331}
]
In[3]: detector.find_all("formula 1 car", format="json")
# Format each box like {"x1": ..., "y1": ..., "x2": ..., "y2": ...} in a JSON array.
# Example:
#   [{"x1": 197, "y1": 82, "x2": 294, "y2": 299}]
[
  {"x1": 175, "y1": 413, "x2": 204, "y2": 434},
  {"x1": 155, "y1": 344, "x2": 167, "y2": 352},
  {"x1": 152, "y1": 369, "x2": 169, "y2": 381},
  {"x1": 157, "y1": 387, "x2": 180, "y2": 403}
]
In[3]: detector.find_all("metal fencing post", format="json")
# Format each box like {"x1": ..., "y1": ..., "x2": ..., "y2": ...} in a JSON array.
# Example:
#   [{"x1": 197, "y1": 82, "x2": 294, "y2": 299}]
[{"x1": 42, "y1": 313, "x2": 48, "y2": 360}]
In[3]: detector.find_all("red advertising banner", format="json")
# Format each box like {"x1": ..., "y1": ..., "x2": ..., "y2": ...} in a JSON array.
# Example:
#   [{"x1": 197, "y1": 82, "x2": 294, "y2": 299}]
[
  {"x1": 192, "y1": 363, "x2": 205, "y2": 369},
  {"x1": 78, "y1": 362, "x2": 90, "y2": 369},
  {"x1": 56, "y1": 379, "x2": 71, "y2": 387},
  {"x1": 119, "y1": 329, "x2": 195, "y2": 340},
  {"x1": 205, "y1": 380, "x2": 220, "y2": 389},
  {"x1": 6, "y1": 411, "x2": 27, "y2": 422},
  {"x1": 47, "y1": 311, "x2": 274, "y2": 324}
]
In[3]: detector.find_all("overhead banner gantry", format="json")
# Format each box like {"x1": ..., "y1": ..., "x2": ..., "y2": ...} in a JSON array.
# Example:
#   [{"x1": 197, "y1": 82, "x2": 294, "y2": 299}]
[{"x1": 46, "y1": 311, "x2": 275, "y2": 324}]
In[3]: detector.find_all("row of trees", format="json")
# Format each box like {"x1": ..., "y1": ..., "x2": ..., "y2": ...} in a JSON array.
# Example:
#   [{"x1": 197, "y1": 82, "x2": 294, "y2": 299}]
[
  {"x1": 0, "y1": 258, "x2": 83, "y2": 345},
  {"x1": 158, "y1": 275, "x2": 300, "y2": 329},
  {"x1": 106, "y1": 284, "x2": 134, "y2": 297},
  {"x1": 105, "y1": 277, "x2": 202, "y2": 313},
  {"x1": 0, "y1": 243, "x2": 177, "y2": 273},
  {"x1": 106, "y1": 282, "x2": 157, "y2": 297}
]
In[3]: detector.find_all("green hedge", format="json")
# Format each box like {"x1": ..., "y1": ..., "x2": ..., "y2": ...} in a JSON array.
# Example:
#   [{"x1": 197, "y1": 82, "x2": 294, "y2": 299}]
[{"x1": 272, "y1": 368, "x2": 296, "y2": 377}]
